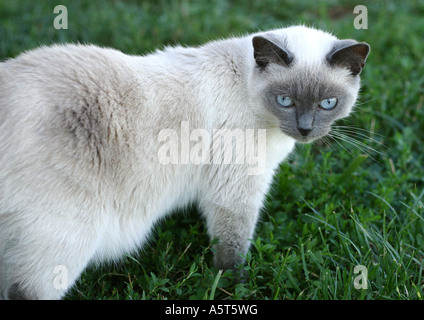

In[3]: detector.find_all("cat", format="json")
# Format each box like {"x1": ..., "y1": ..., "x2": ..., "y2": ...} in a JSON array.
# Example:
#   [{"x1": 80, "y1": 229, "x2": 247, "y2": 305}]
[{"x1": 0, "y1": 25, "x2": 369, "y2": 299}]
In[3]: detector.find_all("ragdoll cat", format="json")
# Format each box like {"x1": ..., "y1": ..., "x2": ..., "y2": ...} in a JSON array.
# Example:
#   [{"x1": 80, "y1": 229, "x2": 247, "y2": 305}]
[{"x1": 0, "y1": 25, "x2": 369, "y2": 299}]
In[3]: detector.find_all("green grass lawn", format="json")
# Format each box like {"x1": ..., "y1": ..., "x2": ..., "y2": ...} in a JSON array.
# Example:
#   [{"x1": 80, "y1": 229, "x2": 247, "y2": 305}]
[{"x1": 1, "y1": 0, "x2": 423, "y2": 300}]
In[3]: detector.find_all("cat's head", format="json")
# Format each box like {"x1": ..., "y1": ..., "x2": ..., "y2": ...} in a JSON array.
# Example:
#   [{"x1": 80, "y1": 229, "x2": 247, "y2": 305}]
[{"x1": 248, "y1": 26, "x2": 370, "y2": 143}]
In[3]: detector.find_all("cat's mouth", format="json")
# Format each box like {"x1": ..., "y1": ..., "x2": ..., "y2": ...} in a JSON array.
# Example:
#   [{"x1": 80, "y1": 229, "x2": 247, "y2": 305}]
[
  {"x1": 294, "y1": 134, "x2": 319, "y2": 144},
  {"x1": 280, "y1": 126, "x2": 330, "y2": 144}
]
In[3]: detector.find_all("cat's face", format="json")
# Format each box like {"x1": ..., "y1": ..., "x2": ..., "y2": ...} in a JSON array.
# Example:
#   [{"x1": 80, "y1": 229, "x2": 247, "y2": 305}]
[{"x1": 249, "y1": 27, "x2": 370, "y2": 143}]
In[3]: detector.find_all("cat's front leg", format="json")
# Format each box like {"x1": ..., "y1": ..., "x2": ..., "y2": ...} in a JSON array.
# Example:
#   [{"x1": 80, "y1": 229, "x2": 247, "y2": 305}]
[{"x1": 202, "y1": 202, "x2": 260, "y2": 270}]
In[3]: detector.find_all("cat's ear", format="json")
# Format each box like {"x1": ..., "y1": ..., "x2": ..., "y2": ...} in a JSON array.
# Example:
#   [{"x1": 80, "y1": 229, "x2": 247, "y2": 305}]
[
  {"x1": 327, "y1": 40, "x2": 370, "y2": 76},
  {"x1": 252, "y1": 36, "x2": 293, "y2": 68}
]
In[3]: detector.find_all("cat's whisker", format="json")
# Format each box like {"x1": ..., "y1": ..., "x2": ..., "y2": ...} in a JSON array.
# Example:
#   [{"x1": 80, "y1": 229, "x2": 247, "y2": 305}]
[
  {"x1": 319, "y1": 136, "x2": 335, "y2": 151},
  {"x1": 332, "y1": 126, "x2": 385, "y2": 139},
  {"x1": 332, "y1": 125, "x2": 387, "y2": 153},
  {"x1": 330, "y1": 131, "x2": 384, "y2": 155},
  {"x1": 333, "y1": 125, "x2": 385, "y2": 138},
  {"x1": 332, "y1": 128, "x2": 386, "y2": 147},
  {"x1": 328, "y1": 131, "x2": 385, "y2": 164},
  {"x1": 354, "y1": 97, "x2": 379, "y2": 106},
  {"x1": 327, "y1": 134, "x2": 357, "y2": 158}
]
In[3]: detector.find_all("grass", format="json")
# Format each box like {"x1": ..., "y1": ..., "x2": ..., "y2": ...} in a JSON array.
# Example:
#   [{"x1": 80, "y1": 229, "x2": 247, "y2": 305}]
[{"x1": 1, "y1": 0, "x2": 423, "y2": 300}]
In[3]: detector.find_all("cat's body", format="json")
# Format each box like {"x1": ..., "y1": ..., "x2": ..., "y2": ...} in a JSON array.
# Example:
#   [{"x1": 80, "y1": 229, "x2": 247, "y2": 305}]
[{"x1": 0, "y1": 26, "x2": 369, "y2": 299}]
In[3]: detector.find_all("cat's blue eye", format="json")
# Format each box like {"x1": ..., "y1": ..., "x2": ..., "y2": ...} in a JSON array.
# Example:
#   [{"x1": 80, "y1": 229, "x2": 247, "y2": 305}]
[
  {"x1": 276, "y1": 95, "x2": 294, "y2": 107},
  {"x1": 319, "y1": 97, "x2": 337, "y2": 110}
]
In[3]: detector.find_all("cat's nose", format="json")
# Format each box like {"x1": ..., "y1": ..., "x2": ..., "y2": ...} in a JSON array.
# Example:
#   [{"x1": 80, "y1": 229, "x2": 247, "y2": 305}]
[{"x1": 297, "y1": 126, "x2": 312, "y2": 137}]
